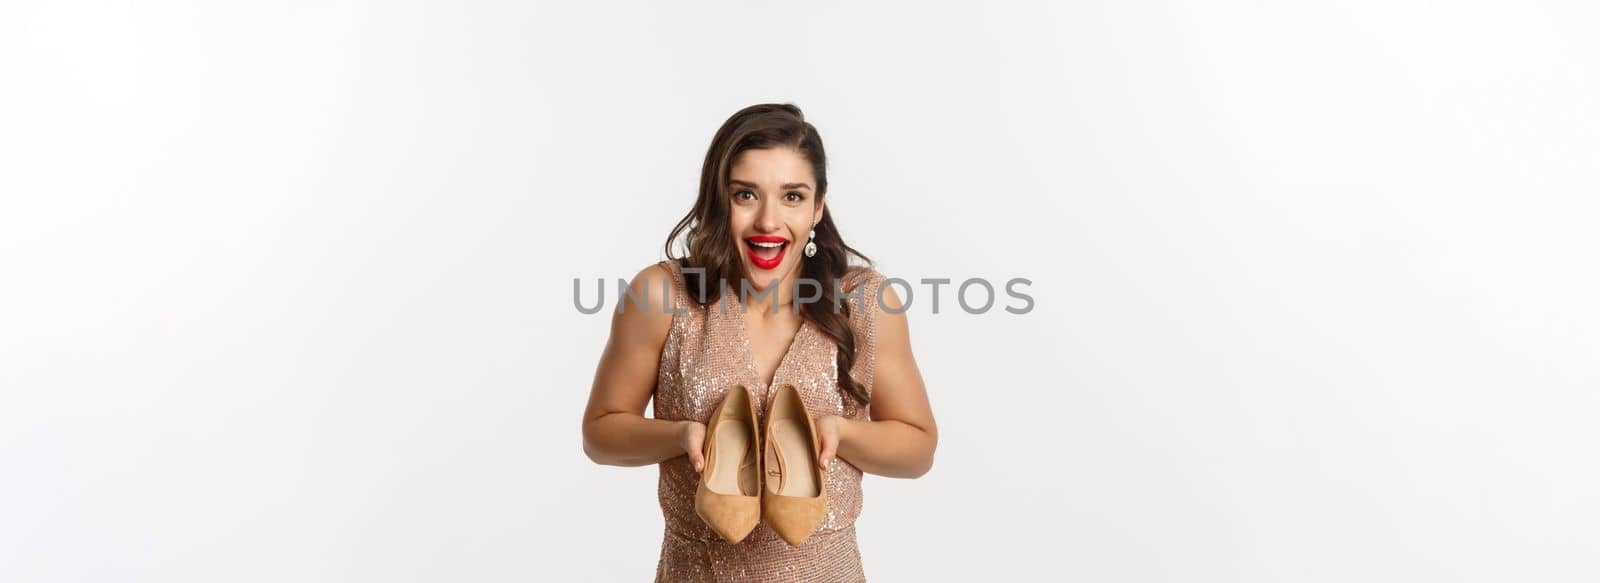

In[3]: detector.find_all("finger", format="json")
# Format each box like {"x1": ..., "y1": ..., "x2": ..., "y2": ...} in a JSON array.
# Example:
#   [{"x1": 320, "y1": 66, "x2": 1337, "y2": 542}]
[
  {"x1": 818, "y1": 435, "x2": 836, "y2": 471},
  {"x1": 688, "y1": 424, "x2": 706, "y2": 472}
]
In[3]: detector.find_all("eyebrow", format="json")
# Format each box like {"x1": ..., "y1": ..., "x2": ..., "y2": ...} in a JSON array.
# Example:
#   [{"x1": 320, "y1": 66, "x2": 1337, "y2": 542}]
[{"x1": 729, "y1": 179, "x2": 812, "y2": 191}]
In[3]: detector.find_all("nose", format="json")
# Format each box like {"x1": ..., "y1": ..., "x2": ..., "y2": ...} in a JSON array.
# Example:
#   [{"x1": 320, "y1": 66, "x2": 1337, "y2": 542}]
[{"x1": 754, "y1": 198, "x2": 782, "y2": 232}]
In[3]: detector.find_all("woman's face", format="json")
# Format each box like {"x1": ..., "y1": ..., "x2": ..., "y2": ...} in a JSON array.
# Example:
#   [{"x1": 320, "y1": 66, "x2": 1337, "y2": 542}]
[{"x1": 727, "y1": 147, "x2": 824, "y2": 292}]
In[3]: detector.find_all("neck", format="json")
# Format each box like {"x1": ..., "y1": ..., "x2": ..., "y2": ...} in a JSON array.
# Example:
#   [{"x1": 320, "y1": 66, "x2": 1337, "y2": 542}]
[{"x1": 741, "y1": 270, "x2": 797, "y2": 315}]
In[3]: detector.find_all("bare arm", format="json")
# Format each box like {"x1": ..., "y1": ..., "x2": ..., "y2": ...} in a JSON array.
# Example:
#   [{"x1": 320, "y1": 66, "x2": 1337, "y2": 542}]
[
  {"x1": 818, "y1": 283, "x2": 939, "y2": 479},
  {"x1": 581, "y1": 264, "x2": 706, "y2": 471}
]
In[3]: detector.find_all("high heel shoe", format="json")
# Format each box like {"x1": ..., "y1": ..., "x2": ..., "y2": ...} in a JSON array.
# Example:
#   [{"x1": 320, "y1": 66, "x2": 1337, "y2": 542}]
[
  {"x1": 694, "y1": 385, "x2": 761, "y2": 544},
  {"x1": 761, "y1": 383, "x2": 827, "y2": 546}
]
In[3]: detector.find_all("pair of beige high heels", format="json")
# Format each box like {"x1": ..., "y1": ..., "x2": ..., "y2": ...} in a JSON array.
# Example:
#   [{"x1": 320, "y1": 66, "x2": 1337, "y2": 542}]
[{"x1": 693, "y1": 384, "x2": 827, "y2": 546}]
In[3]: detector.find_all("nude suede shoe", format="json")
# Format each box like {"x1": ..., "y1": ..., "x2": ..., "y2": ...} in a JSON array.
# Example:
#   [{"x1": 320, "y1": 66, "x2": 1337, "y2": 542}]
[
  {"x1": 694, "y1": 385, "x2": 762, "y2": 544},
  {"x1": 761, "y1": 383, "x2": 828, "y2": 546}
]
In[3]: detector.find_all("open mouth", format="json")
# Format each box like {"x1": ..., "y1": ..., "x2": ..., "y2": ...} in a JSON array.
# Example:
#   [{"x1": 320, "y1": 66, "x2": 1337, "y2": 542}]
[{"x1": 744, "y1": 235, "x2": 790, "y2": 270}]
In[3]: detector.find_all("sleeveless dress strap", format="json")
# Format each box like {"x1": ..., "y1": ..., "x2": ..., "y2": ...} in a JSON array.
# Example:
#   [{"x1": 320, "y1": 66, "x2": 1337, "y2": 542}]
[{"x1": 843, "y1": 267, "x2": 889, "y2": 403}]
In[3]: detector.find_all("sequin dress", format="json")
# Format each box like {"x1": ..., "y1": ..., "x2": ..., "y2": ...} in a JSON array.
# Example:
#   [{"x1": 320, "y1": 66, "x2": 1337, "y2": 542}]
[{"x1": 651, "y1": 259, "x2": 889, "y2": 583}]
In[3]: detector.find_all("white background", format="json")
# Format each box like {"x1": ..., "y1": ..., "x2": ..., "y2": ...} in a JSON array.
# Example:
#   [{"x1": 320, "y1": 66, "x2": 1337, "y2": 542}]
[{"x1": 3, "y1": 1, "x2": 1597, "y2": 581}]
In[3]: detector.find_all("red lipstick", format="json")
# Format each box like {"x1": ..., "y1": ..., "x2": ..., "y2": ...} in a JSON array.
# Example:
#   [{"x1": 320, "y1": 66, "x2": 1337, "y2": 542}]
[{"x1": 744, "y1": 235, "x2": 790, "y2": 271}]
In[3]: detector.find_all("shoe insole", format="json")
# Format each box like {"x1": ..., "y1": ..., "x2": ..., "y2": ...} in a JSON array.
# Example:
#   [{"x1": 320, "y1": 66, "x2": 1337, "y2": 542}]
[
  {"x1": 708, "y1": 420, "x2": 757, "y2": 496},
  {"x1": 765, "y1": 419, "x2": 820, "y2": 497}
]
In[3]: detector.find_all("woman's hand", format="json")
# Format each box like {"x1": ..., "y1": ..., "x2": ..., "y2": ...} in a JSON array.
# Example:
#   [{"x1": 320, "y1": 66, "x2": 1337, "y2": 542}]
[
  {"x1": 815, "y1": 414, "x2": 849, "y2": 471},
  {"x1": 678, "y1": 420, "x2": 707, "y2": 473}
]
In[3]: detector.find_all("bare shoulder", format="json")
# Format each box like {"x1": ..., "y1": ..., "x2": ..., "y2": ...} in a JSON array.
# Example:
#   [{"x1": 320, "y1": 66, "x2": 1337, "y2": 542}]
[
  {"x1": 839, "y1": 265, "x2": 904, "y2": 329},
  {"x1": 613, "y1": 261, "x2": 677, "y2": 337},
  {"x1": 629, "y1": 261, "x2": 676, "y2": 301}
]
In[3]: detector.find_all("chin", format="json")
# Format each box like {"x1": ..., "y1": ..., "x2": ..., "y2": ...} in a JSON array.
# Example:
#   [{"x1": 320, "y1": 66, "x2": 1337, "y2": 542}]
[{"x1": 739, "y1": 261, "x2": 792, "y2": 288}]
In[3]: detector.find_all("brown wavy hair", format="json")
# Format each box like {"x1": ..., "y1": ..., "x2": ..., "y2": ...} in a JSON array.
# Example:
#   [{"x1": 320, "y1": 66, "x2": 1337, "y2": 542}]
[{"x1": 663, "y1": 103, "x2": 874, "y2": 405}]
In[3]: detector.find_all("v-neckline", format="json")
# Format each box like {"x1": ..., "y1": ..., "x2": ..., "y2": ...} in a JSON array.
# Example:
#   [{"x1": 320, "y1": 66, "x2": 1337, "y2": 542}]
[{"x1": 728, "y1": 287, "x2": 809, "y2": 395}]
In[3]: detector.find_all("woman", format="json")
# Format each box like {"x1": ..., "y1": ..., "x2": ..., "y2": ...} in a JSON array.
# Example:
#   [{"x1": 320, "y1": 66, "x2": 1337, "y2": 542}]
[{"x1": 581, "y1": 103, "x2": 938, "y2": 582}]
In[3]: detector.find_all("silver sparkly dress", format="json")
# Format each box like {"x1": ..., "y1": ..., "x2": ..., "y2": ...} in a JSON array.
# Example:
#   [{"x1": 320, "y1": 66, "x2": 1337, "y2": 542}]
[{"x1": 652, "y1": 259, "x2": 888, "y2": 582}]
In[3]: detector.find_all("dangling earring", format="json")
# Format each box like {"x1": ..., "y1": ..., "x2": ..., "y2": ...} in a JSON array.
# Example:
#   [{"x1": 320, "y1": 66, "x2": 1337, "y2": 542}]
[{"x1": 803, "y1": 228, "x2": 818, "y2": 257}]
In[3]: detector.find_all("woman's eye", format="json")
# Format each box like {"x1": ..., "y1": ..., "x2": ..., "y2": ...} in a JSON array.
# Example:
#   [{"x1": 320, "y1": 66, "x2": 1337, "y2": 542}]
[
  {"x1": 734, "y1": 190, "x2": 755, "y2": 200},
  {"x1": 784, "y1": 192, "x2": 803, "y2": 202}
]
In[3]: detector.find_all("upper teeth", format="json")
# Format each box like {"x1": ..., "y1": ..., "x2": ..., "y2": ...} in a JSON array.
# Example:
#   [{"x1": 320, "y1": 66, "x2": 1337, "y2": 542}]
[{"x1": 750, "y1": 240, "x2": 785, "y2": 248}]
